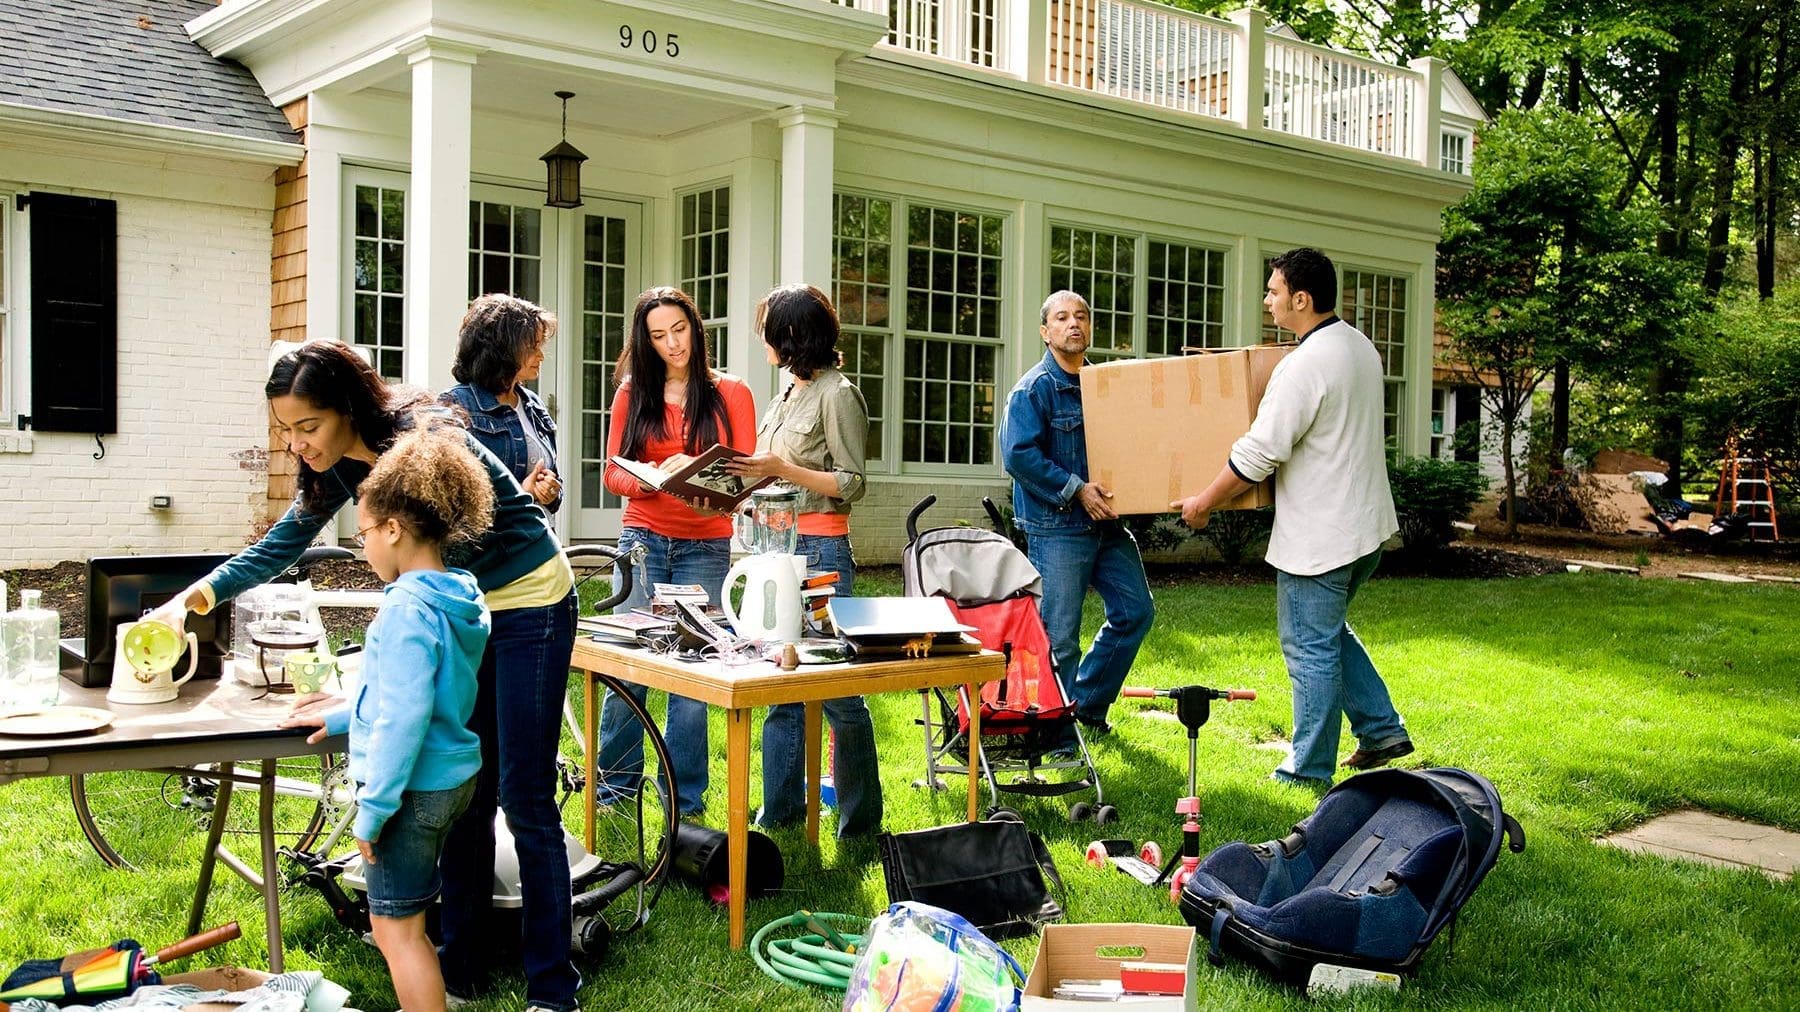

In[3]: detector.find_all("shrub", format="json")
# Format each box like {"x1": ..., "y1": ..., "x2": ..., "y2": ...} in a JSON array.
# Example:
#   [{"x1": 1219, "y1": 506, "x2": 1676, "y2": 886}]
[
  {"x1": 1201, "y1": 507, "x2": 1274, "y2": 564},
  {"x1": 1389, "y1": 456, "x2": 1490, "y2": 552}
]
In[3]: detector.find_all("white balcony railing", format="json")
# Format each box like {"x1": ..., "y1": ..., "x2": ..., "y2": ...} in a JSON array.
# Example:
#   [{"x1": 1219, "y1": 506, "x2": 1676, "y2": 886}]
[
  {"x1": 839, "y1": 0, "x2": 1447, "y2": 169},
  {"x1": 1265, "y1": 34, "x2": 1418, "y2": 161}
]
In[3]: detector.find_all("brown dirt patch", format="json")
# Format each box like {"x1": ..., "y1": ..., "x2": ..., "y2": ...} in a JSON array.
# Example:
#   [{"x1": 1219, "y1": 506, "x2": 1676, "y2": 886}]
[{"x1": 1463, "y1": 511, "x2": 1800, "y2": 580}]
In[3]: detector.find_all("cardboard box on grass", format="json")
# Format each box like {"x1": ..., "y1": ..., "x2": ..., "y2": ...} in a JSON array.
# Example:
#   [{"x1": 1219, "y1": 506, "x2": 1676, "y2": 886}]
[
  {"x1": 1021, "y1": 922, "x2": 1198, "y2": 1011},
  {"x1": 1081, "y1": 346, "x2": 1292, "y2": 516}
]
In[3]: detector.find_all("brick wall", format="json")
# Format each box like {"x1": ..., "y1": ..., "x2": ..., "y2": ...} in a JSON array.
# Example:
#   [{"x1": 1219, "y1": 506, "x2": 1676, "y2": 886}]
[
  {"x1": 0, "y1": 196, "x2": 273, "y2": 568},
  {"x1": 847, "y1": 478, "x2": 1012, "y2": 563}
]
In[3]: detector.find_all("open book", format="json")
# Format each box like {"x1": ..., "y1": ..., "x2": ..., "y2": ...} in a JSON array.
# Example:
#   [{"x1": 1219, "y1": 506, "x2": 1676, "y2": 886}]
[{"x1": 608, "y1": 443, "x2": 774, "y2": 511}]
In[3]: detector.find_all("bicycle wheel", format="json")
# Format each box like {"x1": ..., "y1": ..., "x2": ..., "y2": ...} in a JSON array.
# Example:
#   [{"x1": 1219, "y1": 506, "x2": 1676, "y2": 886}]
[
  {"x1": 571, "y1": 673, "x2": 678, "y2": 936},
  {"x1": 70, "y1": 754, "x2": 344, "y2": 871}
]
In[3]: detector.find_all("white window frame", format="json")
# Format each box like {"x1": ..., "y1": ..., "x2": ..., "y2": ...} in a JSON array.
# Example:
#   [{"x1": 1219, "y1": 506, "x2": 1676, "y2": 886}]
[
  {"x1": 1440, "y1": 129, "x2": 1471, "y2": 175},
  {"x1": 1341, "y1": 266, "x2": 1410, "y2": 454},
  {"x1": 340, "y1": 166, "x2": 410, "y2": 380},
  {"x1": 677, "y1": 181, "x2": 731, "y2": 372},
  {"x1": 831, "y1": 189, "x2": 1010, "y2": 477},
  {"x1": 1047, "y1": 220, "x2": 1233, "y2": 362}
]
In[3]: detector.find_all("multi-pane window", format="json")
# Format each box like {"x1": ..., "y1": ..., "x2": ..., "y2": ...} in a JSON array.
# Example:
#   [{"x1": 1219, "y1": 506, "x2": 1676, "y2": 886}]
[
  {"x1": 1050, "y1": 225, "x2": 1229, "y2": 360},
  {"x1": 1048, "y1": 226, "x2": 1133, "y2": 360},
  {"x1": 1430, "y1": 386, "x2": 1449, "y2": 459},
  {"x1": 468, "y1": 201, "x2": 542, "y2": 303},
  {"x1": 351, "y1": 184, "x2": 406, "y2": 378},
  {"x1": 904, "y1": 204, "x2": 1004, "y2": 465},
  {"x1": 679, "y1": 186, "x2": 729, "y2": 370},
  {"x1": 831, "y1": 193, "x2": 1005, "y2": 470},
  {"x1": 1260, "y1": 255, "x2": 1295, "y2": 344},
  {"x1": 1342, "y1": 269, "x2": 1409, "y2": 451},
  {"x1": 833, "y1": 194, "x2": 892, "y2": 462},
  {"x1": 1440, "y1": 131, "x2": 1469, "y2": 175},
  {"x1": 578, "y1": 214, "x2": 629, "y2": 510},
  {"x1": 1146, "y1": 242, "x2": 1225, "y2": 354}
]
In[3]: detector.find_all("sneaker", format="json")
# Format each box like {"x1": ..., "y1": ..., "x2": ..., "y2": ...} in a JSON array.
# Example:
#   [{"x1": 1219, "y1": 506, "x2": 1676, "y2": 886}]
[
  {"x1": 1341, "y1": 738, "x2": 1414, "y2": 770},
  {"x1": 443, "y1": 993, "x2": 472, "y2": 1010}
]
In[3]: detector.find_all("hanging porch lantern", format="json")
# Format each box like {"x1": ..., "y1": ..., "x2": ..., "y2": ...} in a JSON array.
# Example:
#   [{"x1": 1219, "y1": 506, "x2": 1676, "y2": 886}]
[{"x1": 541, "y1": 90, "x2": 587, "y2": 209}]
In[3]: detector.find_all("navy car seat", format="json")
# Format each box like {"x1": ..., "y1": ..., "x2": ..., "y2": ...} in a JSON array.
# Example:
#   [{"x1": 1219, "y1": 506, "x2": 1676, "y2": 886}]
[{"x1": 1180, "y1": 767, "x2": 1524, "y2": 983}]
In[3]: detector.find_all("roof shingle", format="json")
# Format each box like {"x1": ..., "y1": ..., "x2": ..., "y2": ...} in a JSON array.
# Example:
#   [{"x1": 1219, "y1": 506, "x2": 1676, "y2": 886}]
[{"x1": 0, "y1": 0, "x2": 297, "y2": 145}]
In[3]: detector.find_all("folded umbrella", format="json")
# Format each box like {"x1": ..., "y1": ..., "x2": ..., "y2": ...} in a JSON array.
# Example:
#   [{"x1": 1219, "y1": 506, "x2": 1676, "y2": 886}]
[{"x1": 0, "y1": 922, "x2": 240, "y2": 1003}]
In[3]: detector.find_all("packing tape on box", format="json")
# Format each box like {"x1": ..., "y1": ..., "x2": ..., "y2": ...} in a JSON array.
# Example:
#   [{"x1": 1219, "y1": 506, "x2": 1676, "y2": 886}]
[{"x1": 1148, "y1": 360, "x2": 1166, "y2": 409}]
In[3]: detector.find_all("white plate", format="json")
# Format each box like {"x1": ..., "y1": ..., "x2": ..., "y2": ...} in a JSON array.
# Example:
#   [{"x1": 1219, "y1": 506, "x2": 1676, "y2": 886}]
[{"x1": 0, "y1": 705, "x2": 115, "y2": 737}]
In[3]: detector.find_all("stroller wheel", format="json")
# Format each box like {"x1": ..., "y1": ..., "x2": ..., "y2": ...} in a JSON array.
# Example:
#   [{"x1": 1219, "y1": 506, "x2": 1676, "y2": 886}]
[
  {"x1": 1094, "y1": 804, "x2": 1120, "y2": 826},
  {"x1": 1067, "y1": 801, "x2": 1093, "y2": 823},
  {"x1": 986, "y1": 806, "x2": 1024, "y2": 823}
]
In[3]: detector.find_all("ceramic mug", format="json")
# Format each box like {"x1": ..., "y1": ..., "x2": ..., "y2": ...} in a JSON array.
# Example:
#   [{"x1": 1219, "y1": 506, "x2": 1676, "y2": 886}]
[{"x1": 284, "y1": 652, "x2": 339, "y2": 695}]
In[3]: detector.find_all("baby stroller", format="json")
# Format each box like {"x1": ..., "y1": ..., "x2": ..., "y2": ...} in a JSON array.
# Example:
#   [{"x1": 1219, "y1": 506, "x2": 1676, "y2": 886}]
[{"x1": 902, "y1": 495, "x2": 1113, "y2": 824}]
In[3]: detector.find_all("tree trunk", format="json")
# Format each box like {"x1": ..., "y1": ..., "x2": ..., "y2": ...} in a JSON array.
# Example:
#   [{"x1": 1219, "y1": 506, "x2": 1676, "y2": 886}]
[
  {"x1": 1649, "y1": 48, "x2": 1688, "y2": 487},
  {"x1": 1701, "y1": 43, "x2": 1754, "y2": 301},
  {"x1": 1550, "y1": 53, "x2": 1582, "y2": 466},
  {"x1": 1501, "y1": 406, "x2": 1518, "y2": 537}
]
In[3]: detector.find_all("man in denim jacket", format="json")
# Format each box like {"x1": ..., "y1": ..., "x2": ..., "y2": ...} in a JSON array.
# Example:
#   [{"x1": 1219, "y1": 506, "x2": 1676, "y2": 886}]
[{"x1": 1001, "y1": 290, "x2": 1154, "y2": 736}]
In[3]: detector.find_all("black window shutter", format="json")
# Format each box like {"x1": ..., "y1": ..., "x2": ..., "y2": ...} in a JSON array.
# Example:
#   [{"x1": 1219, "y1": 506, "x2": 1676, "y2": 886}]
[
  {"x1": 1453, "y1": 386, "x2": 1480, "y2": 464},
  {"x1": 28, "y1": 192, "x2": 117, "y2": 434}
]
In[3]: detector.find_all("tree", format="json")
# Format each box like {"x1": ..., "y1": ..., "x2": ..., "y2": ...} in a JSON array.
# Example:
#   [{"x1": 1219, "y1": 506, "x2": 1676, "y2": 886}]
[{"x1": 1437, "y1": 107, "x2": 1694, "y2": 533}]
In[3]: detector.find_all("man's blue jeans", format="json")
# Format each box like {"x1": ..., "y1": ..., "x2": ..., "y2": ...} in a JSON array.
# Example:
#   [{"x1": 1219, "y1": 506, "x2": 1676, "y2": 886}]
[
  {"x1": 1273, "y1": 548, "x2": 1407, "y2": 785},
  {"x1": 1027, "y1": 522, "x2": 1154, "y2": 725},
  {"x1": 596, "y1": 528, "x2": 729, "y2": 815},
  {"x1": 438, "y1": 594, "x2": 581, "y2": 1011},
  {"x1": 759, "y1": 533, "x2": 883, "y2": 837}
]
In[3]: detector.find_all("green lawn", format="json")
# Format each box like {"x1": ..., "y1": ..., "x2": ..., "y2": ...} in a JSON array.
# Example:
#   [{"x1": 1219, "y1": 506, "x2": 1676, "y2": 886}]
[{"x1": 4, "y1": 570, "x2": 1797, "y2": 1009}]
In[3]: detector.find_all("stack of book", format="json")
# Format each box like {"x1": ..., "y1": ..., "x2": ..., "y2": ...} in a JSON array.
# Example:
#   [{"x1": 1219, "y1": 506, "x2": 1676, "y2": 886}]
[
  {"x1": 651, "y1": 582, "x2": 710, "y2": 617},
  {"x1": 802, "y1": 570, "x2": 838, "y2": 634}
]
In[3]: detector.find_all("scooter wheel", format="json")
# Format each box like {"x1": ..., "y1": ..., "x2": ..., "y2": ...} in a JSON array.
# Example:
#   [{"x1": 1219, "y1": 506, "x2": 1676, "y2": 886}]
[
  {"x1": 1084, "y1": 840, "x2": 1111, "y2": 870},
  {"x1": 986, "y1": 806, "x2": 1024, "y2": 823},
  {"x1": 1140, "y1": 841, "x2": 1164, "y2": 866},
  {"x1": 1094, "y1": 804, "x2": 1120, "y2": 826},
  {"x1": 1068, "y1": 801, "x2": 1093, "y2": 823}
]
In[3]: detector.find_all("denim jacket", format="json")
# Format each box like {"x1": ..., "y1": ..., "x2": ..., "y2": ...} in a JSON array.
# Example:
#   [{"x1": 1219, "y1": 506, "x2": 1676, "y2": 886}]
[
  {"x1": 1002, "y1": 349, "x2": 1093, "y2": 536},
  {"x1": 442, "y1": 382, "x2": 562, "y2": 515}
]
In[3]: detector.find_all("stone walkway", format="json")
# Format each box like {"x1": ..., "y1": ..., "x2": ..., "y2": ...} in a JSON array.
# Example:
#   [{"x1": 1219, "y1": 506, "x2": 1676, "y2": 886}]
[{"x1": 1599, "y1": 809, "x2": 1799, "y2": 880}]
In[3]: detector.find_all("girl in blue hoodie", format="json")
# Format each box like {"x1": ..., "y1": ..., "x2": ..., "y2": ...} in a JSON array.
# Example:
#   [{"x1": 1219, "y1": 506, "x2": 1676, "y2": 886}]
[{"x1": 284, "y1": 425, "x2": 492, "y2": 1012}]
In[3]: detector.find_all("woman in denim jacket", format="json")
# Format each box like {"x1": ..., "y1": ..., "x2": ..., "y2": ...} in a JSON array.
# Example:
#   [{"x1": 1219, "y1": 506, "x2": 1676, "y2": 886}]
[
  {"x1": 442, "y1": 293, "x2": 563, "y2": 516},
  {"x1": 726, "y1": 283, "x2": 883, "y2": 837}
]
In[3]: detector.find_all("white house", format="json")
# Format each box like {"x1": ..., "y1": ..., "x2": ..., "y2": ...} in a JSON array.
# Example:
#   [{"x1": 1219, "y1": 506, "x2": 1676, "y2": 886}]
[{"x1": 0, "y1": 0, "x2": 1482, "y2": 568}]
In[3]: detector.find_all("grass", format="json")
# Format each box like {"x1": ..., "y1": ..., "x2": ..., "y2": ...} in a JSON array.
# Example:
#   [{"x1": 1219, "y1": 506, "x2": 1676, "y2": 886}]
[{"x1": 4, "y1": 569, "x2": 1798, "y2": 1009}]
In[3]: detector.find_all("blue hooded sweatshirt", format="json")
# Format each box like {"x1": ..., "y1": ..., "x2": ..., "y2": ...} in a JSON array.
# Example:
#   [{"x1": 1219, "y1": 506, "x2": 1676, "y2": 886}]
[{"x1": 324, "y1": 568, "x2": 488, "y2": 842}]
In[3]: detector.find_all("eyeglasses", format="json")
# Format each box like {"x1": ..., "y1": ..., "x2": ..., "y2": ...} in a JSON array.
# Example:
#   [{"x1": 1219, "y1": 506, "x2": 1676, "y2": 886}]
[{"x1": 351, "y1": 522, "x2": 386, "y2": 548}]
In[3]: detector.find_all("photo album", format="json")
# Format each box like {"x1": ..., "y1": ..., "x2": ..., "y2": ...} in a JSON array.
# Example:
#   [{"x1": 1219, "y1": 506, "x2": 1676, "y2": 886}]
[{"x1": 608, "y1": 444, "x2": 775, "y2": 511}]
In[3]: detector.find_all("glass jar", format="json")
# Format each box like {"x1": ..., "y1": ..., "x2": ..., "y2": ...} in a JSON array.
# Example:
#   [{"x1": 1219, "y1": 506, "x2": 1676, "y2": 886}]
[{"x1": 2, "y1": 588, "x2": 61, "y2": 711}]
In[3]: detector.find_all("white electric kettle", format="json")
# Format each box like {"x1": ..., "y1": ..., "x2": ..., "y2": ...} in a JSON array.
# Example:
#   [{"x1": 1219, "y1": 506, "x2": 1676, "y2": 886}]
[
  {"x1": 108, "y1": 619, "x2": 199, "y2": 705},
  {"x1": 720, "y1": 553, "x2": 804, "y2": 644}
]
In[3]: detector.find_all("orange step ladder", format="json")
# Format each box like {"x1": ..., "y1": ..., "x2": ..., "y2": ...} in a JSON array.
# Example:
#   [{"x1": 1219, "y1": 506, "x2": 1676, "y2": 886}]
[{"x1": 1712, "y1": 438, "x2": 1781, "y2": 542}]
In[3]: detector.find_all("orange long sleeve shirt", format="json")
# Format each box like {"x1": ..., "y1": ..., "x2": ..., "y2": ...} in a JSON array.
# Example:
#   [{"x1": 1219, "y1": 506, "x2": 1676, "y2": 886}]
[{"x1": 602, "y1": 374, "x2": 757, "y2": 540}]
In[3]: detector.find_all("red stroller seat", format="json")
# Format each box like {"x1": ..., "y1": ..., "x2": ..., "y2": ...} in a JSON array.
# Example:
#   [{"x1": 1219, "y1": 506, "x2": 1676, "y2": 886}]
[{"x1": 902, "y1": 495, "x2": 1111, "y2": 823}]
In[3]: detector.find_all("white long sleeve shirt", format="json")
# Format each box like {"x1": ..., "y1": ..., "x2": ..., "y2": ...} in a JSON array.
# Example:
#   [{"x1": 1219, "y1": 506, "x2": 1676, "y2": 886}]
[{"x1": 1228, "y1": 317, "x2": 1398, "y2": 576}]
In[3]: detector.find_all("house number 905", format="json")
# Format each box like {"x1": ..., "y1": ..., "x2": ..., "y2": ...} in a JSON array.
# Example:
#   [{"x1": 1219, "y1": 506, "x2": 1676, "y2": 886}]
[{"x1": 620, "y1": 25, "x2": 680, "y2": 58}]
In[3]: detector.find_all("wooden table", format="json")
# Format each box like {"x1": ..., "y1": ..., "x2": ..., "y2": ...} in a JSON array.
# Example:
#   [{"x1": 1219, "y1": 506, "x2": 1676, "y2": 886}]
[
  {"x1": 0, "y1": 679, "x2": 344, "y2": 973},
  {"x1": 571, "y1": 638, "x2": 1002, "y2": 948}
]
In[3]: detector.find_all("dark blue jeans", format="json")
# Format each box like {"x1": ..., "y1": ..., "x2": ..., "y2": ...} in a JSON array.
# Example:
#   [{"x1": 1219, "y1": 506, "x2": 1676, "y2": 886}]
[
  {"x1": 438, "y1": 594, "x2": 580, "y2": 1012},
  {"x1": 596, "y1": 527, "x2": 730, "y2": 815},
  {"x1": 758, "y1": 533, "x2": 883, "y2": 837},
  {"x1": 1027, "y1": 522, "x2": 1155, "y2": 725}
]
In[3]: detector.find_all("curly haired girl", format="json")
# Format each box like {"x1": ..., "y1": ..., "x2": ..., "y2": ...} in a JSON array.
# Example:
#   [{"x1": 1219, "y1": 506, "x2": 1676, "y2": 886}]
[{"x1": 284, "y1": 424, "x2": 495, "y2": 1012}]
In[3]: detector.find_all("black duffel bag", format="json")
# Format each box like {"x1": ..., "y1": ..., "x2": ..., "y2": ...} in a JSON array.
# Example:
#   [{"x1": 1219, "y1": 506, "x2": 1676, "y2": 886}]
[{"x1": 878, "y1": 818, "x2": 1065, "y2": 939}]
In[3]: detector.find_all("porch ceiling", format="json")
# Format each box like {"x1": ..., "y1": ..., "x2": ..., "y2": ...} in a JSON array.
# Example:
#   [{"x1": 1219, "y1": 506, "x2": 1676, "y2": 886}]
[{"x1": 364, "y1": 55, "x2": 766, "y2": 140}]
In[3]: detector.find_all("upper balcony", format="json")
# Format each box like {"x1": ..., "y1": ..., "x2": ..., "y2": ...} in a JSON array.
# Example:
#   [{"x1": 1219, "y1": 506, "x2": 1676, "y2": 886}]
[{"x1": 832, "y1": 0, "x2": 1478, "y2": 174}]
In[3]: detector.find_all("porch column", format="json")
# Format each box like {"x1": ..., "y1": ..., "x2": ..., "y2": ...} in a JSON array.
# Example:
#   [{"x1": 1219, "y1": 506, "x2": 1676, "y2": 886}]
[
  {"x1": 1408, "y1": 56, "x2": 1445, "y2": 169},
  {"x1": 775, "y1": 106, "x2": 838, "y2": 288},
  {"x1": 399, "y1": 39, "x2": 479, "y2": 391},
  {"x1": 1228, "y1": 8, "x2": 1265, "y2": 136}
]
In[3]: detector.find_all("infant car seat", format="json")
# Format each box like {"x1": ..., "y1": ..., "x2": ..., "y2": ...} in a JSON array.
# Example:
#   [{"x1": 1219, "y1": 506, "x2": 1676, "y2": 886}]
[{"x1": 1180, "y1": 767, "x2": 1524, "y2": 983}]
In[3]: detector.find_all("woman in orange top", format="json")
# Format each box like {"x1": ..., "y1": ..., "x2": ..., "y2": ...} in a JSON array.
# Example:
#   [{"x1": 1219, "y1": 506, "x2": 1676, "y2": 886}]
[{"x1": 595, "y1": 286, "x2": 756, "y2": 816}]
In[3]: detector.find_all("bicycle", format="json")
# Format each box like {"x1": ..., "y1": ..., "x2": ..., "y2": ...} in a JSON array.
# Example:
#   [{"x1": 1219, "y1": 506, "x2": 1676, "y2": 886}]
[
  {"x1": 282, "y1": 543, "x2": 677, "y2": 960},
  {"x1": 70, "y1": 546, "x2": 373, "y2": 870}
]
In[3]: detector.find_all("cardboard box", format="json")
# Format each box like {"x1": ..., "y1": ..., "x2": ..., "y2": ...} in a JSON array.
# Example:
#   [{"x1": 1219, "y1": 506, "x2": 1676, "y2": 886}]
[
  {"x1": 1021, "y1": 922, "x2": 1199, "y2": 1011},
  {"x1": 1081, "y1": 346, "x2": 1292, "y2": 515}
]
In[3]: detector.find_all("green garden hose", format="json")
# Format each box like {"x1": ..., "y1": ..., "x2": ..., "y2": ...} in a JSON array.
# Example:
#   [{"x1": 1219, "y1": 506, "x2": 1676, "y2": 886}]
[{"x1": 751, "y1": 910, "x2": 870, "y2": 991}]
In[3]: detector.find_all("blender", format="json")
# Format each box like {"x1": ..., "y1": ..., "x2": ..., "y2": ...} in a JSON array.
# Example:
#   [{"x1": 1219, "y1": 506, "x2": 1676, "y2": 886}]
[{"x1": 733, "y1": 485, "x2": 802, "y2": 556}]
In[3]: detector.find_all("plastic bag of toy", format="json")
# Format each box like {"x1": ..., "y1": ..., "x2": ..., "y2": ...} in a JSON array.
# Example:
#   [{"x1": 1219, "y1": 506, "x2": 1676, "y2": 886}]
[{"x1": 842, "y1": 901, "x2": 1023, "y2": 1012}]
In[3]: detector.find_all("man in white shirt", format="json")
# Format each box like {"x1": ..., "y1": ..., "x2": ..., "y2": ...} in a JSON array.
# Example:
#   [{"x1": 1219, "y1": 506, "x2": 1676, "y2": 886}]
[{"x1": 1171, "y1": 248, "x2": 1411, "y2": 787}]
